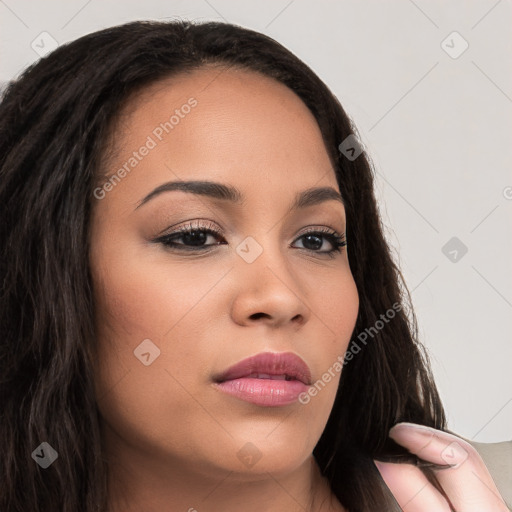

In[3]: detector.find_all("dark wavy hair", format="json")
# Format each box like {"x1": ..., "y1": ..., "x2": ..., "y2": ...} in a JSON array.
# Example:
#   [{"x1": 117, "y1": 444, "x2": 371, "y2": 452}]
[{"x1": 0, "y1": 19, "x2": 448, "y2": 511}]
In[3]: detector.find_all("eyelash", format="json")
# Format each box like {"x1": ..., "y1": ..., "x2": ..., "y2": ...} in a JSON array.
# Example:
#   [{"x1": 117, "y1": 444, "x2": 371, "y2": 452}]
[{"x1": 153, "y1": 220, "x2": 347, "y2": 258}]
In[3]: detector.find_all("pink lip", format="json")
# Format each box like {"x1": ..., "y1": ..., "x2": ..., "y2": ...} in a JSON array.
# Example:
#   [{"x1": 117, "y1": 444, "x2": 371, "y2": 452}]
[{"x1": 213, "y1": 352, "x2": 312, "y2": 407}]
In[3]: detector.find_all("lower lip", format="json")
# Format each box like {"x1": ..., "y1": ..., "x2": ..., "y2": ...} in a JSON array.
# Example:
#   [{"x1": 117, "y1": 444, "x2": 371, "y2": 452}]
[{"x1": 214, "y1": 378, "x2": 309, "y2": 407}]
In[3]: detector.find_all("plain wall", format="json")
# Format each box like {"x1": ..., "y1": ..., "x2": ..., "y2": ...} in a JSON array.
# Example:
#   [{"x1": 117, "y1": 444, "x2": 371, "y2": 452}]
[{"x1": 1, "y1": 0, "x2": 511, "y2": 443}]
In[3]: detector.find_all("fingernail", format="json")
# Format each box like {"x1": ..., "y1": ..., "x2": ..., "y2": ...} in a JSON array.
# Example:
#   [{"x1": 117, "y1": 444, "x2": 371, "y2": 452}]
[
  {"x1": 389, "y1": 422, "x2": 435, "y2": 441},
  {"x1": 390, "y1": 422, "x2": 434, "y2": 433}
]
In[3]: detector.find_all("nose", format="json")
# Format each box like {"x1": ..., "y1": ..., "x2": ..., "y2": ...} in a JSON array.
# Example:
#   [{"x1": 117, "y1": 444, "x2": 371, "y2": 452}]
[{"x1": 229, "y1": 243, "x2": 311, "y2": 329}]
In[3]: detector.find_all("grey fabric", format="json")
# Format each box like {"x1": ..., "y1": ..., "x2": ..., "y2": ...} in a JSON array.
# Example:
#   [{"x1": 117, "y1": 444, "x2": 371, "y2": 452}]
[{"x1": 466, "y1": 438, "x2": 512, "y2": 510}]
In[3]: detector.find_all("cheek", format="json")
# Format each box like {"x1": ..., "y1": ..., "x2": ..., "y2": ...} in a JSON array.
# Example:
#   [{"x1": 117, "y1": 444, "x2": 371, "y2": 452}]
[
  {"x1": 91, "y1": 240, "x2": 221, "y2": 340},
  {"x1": 89, "y1": 237, "x2": 228, "y2": 409},
  {"x1": 302, "y1": 271, "x2": 359, "y2": 406},
  {"x1": 328, "y1": 275, "x2": 359, "y2": 336},
  {"x1": 314, "y1": 268, "x2": 359, "y2": 356},
  {"x1": 90, "y1": 256, "x2": 215, "y2": 459},
  {"x1": 90, "y1": 249, "x2": 209, "y2": 399}
]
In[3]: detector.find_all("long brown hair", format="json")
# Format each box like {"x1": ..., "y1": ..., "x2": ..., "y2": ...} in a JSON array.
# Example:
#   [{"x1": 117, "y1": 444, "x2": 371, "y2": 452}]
[{"x1": 0, "y1": 19, "x2": 446, "y2": 511}]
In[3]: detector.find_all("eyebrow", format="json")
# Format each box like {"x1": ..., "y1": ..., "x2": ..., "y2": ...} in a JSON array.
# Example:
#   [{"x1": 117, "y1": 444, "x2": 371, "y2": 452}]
[{"x1": 134, "y1": 180, "x2": 344, "y2": 211}]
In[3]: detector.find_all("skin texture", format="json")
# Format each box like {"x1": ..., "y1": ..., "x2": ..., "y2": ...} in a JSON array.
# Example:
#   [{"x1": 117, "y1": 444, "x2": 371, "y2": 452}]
[{"x1": 89, "y1": 67, "x2": 357, "y2": 512}]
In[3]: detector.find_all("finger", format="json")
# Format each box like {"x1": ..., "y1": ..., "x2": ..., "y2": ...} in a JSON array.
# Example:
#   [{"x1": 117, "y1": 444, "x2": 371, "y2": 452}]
[
  {"x1": 375, "y1": 460, "x2": 451, "y2": 512},
  {"x1": 389, "y1": 423, "x2": 509, "y2": 512}
]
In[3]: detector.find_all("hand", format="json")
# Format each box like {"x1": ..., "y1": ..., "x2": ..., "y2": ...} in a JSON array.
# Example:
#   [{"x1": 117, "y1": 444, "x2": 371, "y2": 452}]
[{"x1": 374, "y1": 422, "x2": 509, "y2": 511}]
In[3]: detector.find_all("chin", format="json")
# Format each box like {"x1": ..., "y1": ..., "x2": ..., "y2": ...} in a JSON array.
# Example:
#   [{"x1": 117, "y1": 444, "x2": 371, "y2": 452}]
[{"x1": 214, "y1": 429, "x2": 314, "y2": 477}]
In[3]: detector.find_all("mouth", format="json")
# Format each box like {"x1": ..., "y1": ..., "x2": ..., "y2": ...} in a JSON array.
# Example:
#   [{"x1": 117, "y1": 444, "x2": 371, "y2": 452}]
[{"x1": 212, "y1": 351, "x2": 312, "y2": 407}]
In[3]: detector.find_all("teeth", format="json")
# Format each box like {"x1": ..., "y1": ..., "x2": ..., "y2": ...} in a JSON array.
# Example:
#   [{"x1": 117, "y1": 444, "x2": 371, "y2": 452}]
[{"x1": 247, "y1": 373, "x2": 293, "y2": 381}]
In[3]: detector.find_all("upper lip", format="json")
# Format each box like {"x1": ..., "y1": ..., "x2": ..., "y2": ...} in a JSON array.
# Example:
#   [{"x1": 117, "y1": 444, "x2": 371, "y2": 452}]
[{"x1": 214, "y1": 351, "x2": 312, "y2": 385}]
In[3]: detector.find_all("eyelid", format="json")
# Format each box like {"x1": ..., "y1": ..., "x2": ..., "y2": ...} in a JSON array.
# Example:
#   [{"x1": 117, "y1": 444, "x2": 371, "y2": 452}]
[
  {"x1": 155, "y1": 218, "x2": 222, "y2": 238},
  {"x1": 294, "y1": 223, "x2": 345, "y2": 236},
  {"x1": 156, "y1": 220, "x2": 345, "y2": 242}
]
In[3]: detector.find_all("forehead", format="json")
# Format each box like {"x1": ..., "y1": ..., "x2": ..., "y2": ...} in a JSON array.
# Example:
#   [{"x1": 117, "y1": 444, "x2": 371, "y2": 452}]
[
  {"x1": 120, "y1": 65, "x2": 316, "y2": 128},
  {"x1": 100, "y1": 66, "x2": 340, "y2": 209},
  {"x1": 114, "y1": 66, "x2": 331, "y2": 154}
]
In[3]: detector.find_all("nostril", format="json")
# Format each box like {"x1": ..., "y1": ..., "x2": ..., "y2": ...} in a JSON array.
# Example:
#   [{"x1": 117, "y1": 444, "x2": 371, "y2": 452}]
[{"x1": 249, "y1": 312, "x2": 270, "y2": 320}]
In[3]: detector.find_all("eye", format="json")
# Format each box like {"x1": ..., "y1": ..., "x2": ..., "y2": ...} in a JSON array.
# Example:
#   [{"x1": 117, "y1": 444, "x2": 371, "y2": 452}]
[
  {"x1": 152, "y1": 221, "x2": 347, "y2": 257},
  {"x1": 153, "y1": 220, "x2": 225, "y2": 252},
  {"x1": 291, "y1": 227, "x2": 347, "y2": 257}
]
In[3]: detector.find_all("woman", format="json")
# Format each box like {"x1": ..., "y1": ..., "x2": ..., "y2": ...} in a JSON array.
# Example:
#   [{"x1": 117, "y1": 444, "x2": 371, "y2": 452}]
[{"x1": 0, "y1": 19, "x2": 507, "y2": 512}]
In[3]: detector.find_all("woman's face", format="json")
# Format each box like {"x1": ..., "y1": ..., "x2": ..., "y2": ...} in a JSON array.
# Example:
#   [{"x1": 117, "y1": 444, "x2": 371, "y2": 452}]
[{"x1": 89, "y1": 67, "x2": 359, "y2": 481}]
